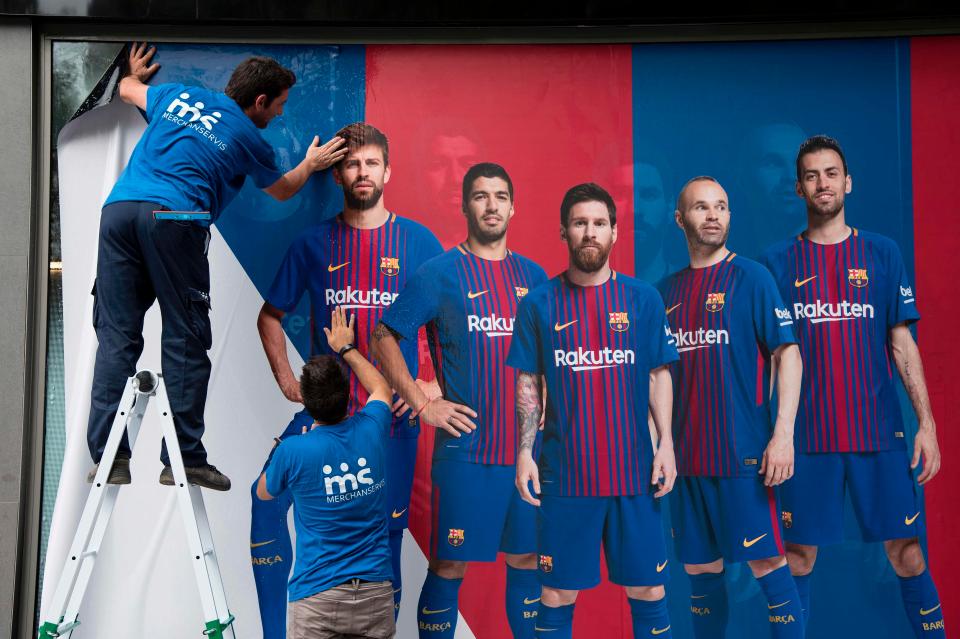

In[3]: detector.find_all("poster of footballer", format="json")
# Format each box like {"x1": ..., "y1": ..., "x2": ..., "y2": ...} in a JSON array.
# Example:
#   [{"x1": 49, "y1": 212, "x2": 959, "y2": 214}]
[{"x1": 39, "y1": 36, "x2": 959, "y2": 638}]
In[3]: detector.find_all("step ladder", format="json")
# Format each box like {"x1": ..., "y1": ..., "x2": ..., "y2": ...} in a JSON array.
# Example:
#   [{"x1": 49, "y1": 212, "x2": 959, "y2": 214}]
[{"x1": 38, "y1": 370, "x2": 236, "y2": 638}]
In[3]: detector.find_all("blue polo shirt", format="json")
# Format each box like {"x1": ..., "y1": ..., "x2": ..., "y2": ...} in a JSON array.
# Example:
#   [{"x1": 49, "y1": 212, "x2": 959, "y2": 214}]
[
  {"x1": 264, "y1": 400, "x2": 393, "y2": 601},
  {"x1": 105, "y1": 83, "x2": 281, "y2": 221}
]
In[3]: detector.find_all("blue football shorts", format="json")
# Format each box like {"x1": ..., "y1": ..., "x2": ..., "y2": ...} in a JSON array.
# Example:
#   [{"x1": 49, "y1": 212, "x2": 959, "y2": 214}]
[
  {"x1": 429, "y1": 459, "x2": 537, "y2": 562},
  {"x1": 780, "y1": 450, "x2": 922, "y2": 545},
  {"x1": 537, "y1": 494, "x2": 668, "y2": 590}
]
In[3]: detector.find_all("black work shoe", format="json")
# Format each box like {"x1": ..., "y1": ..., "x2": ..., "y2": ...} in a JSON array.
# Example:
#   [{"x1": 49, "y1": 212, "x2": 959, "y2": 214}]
[
  {"x1": 159, "y1": 464, "x2": 231, "y2": 491},
  {"x1": 86, "y1": 454, "x2": 131, "y2": 485}
]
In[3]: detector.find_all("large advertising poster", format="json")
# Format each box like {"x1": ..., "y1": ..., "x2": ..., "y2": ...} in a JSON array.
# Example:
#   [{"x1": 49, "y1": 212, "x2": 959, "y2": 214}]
[{"x1": 41, "y1": 39, "x2": 956, "y2": 638}]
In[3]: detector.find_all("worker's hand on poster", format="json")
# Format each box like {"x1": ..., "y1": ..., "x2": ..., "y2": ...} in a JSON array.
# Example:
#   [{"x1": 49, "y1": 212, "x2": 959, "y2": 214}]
[
  {"x1": 126, "y1": 41, "x2": 160, "y2": 84},
  {"x1": 305, "y1": 135, "x2": 348, "y2": 173}
]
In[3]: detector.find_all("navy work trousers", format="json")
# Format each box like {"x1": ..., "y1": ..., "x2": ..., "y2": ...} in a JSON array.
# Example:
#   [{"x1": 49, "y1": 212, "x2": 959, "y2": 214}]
[{"x1": 88, "y1": 201, "x2": 212, "y2": 467}]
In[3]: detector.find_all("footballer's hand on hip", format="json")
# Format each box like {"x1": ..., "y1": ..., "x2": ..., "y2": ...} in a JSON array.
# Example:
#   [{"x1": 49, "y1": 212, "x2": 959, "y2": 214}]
[{"x1": 422, "y1": 398, "x2": 477, "y2": 438}]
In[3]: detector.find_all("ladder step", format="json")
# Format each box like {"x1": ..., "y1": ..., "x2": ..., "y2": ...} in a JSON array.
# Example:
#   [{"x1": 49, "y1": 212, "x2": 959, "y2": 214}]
[{"x1": 39, "y1": 372, "x2": 235, "y2": 639}]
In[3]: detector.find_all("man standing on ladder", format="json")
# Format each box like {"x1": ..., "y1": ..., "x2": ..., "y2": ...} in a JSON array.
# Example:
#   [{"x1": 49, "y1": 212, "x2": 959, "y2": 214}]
[{"x1": 86, "y1": 42, "x2": 348, "y2": 489}]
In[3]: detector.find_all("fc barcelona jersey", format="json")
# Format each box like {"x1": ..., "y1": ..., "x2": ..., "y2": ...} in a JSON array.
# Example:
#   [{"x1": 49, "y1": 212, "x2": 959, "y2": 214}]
[
  {"x1": 507, "y1": 272, "x2": 679, "y2": 497},
  {"x1": 267, "y1": 213, "x2": 443, "y2": 436},
  {"x1": 657, "y1": 253, "x2": 797, "y2": 477},
  {"x1": 760, "y1": 228, "x2": 919, "y2": 453},
  {"x1": 381, "y1": 244, "x2": 548, "y2": 465}
]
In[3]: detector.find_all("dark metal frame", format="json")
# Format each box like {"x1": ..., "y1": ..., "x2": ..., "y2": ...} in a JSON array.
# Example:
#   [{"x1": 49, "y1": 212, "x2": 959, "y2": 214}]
[{"x1": 12, "y1": 12, "x2": 960, "y2": 639}]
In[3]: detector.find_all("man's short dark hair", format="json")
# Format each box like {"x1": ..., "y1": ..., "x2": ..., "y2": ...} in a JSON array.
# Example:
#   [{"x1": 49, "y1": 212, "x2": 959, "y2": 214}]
[
  {"x1": 796, "y1": 135, "x2": 848, "y2": 181},
  {"x1": 334, "y1": 122, "x2": 390, "y2": 166},
  {"x1": 560, "y1": 182, "x2": 617, "y2": 227},
  {"x1": 461, "y1": 162, "x2": 514, "y2": 209},
  {"x1": 676, "y1": 175, "x2": 721, "y2": 211},
  {"x1": 300, "y1": 356, "x2": 349, "y2": 424},
  {"x1": 224, "y1": 57, "x2": 296, "y2": 109}
]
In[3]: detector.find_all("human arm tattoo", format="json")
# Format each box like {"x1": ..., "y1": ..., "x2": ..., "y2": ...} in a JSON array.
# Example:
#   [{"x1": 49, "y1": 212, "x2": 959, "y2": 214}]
[
  {"x1": 372, "y1": 321, "x2": 401, "y2": 342},
  {"x1": 516, "y1": 371, "x2": 543, "y2": 453},
  {"x1": 890, "y1": 324, "x2": 935, "y2": 427}
]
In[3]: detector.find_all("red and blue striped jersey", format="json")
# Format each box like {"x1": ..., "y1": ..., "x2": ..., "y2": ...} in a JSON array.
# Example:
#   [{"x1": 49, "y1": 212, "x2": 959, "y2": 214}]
[
  {"x1": 381, "y1": 245, "x2": 548, "y2": 465},
  {"x1": 760, "y1": 228, "x2": 920, "y2": 453},
  {"x1": 266, "y1": 213, "x2": 442, "y2": 436},
  {"x1": 506, "y1": 272, "x2": 679, "y2": 497},
  {"x1": 657, "y1": 253, "x2": 797, "y2": 477}
]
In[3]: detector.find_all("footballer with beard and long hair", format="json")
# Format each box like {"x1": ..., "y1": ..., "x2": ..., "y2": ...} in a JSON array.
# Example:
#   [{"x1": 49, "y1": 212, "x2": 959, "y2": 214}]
[
  {"x1": 760, "y1": 135, "x2": 945, "y2": 638},
  {"x1": 252, "y1": 122, "x2": 443, "y2": 638},
  {"x1": 507, "y1": 183, "x2": 680, "y2": 639},
  {"x1": 372, "y1": 162, "x2": 547, "y2": 639},
  {"x1": 657, "y1": 177, "x2": 804, "y2": 638}
]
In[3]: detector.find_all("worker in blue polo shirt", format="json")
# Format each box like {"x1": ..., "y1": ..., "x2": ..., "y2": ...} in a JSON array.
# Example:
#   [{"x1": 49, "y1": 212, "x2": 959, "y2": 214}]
[
  {"x1": 257, "y1": 306, "x2": 396, "y2": 639},
  {"x1": 86, "y1": 42, "x2": 348, "y2": 490}
]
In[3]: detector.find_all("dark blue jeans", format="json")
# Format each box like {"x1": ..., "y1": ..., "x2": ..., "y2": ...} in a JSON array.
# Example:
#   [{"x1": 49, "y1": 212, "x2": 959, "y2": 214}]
[{"x1": 88, "y1": 201, "x2": 212, "y2": 467}]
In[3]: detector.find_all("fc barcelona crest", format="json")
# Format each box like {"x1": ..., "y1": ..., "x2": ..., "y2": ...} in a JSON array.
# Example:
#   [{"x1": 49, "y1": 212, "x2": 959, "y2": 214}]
[
  {"x1": 781, "y1": 511, "x2": 793, "y2": 529},
  {"x1": 380, "y1": 256, "x2": 400, "y2": 276},
  {"x1": 515, "y1": 286, "x2": 529, "y2": 300},
  {"x1": 608, "y1": 311, "x2": 630, "y2": 332},
  {"x1": 539, "y1": 555, "x2": 553, "y2": 573},
  {"x1": 447, "y1": 528, "x2": 464, "y2": 547},
  {"x1": 705, "y1": 292, "x2": 726, "y2": 312},
  {"x1": 847, "y1": 268, "x2": 869, "y2": 288}
]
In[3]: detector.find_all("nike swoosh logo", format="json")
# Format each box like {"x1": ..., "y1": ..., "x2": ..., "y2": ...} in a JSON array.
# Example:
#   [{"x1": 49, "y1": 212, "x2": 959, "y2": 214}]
[
  {"x1": 328, "y1": 261, "x2": 350, "y2": 273},
  {"x1": 656, "y1": 560, "x2": 668, "y2": 573},
  {"x1": 666, "y1": 303, "x2": 682, "y2": 315},
  {"x1": 794, "y1": 275, "x2": 817, "y2": 287},
  {"x1": 524, "y1": 597, "x2": 541, "y2": 605},
  {"x1": 467, "y1": 290, "x2": 488, "y2": 299},
  {"x1": 534, "y1": 628, "x2": 556, "y2": 633},
  {"x1": 651, "y1": 626, "x2": 671, "y2": 636},
  {"x1": 554, "y1": 320, "x2": 578, "y2": 331},
  {"x1": 690, "y1": 594, "x2": 709, "y2": 599},
  {"x1": 920, "y1": 603, "x2": 942, "y2": 616},
  {"x1": 250, "y1": 539, "x2": 275, "y2": 549},
  {"x1": 743, "y1": 533, "x2": 767, "y2": 548},
  {"x1": 905, "y1": 512, "x2": 920, "y2": 525},
  {"x1": 768, "y1": 600, "x2": 791, "y2": 610},
  {"x1": 392, "y1": 508, "x2": 407, "y2": 519},
  {"x1": 421, "y1": 607, "x2": 451, "y2": 616}
]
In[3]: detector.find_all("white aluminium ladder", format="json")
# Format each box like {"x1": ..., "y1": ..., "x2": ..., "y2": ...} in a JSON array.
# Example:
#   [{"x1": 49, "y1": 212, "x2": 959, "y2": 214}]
[{"x1": 38, "y1": 370, "x2": 236, "y2": 638}]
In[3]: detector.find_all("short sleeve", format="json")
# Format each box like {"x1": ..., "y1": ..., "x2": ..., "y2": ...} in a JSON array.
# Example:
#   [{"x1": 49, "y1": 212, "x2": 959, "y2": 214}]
[
  {"x1": 886, "y1": 243, "x2": 921, "y2": 328},
  {"x1": 415, "y1": 228, "x2": 444, "y2": 266},
  {"x1": 266, "y1": 236, "x2": 310, "y2": 313},
  {"x1": 359, "y1": 399, "x2": 393, "y2": 431},
  {"x1": 380, "y1": 265, "x2": 440, "y2": 342},
  {"x1": 246, "y1": 137, "x2": 282, "y2": 189},
  {"x1": 264, "y1": 442, "x2": 291, "y2": 496},
  {"x1": 752, "y1": 267, "x2": 798, "y2": 354},
  {"x1": 528, "y1": 262, "x2": 549, "y2": 288},
  {"x1": 145, "y1": 83, "x2": 185, "y2": 123},
  {"x1": 506, "y1": 296, "x2": 542, "y2": 374},
  {"x1": 646, "y1": 293, "x2": 680, "y2": 369}
]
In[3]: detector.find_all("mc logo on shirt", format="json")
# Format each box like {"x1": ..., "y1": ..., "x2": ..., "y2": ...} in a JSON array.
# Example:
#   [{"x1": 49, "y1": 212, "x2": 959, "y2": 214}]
[
  {"x1": 161, "y1": 92, "x2": 228, "y2": 150},
  {"x1": 322, "y1": 457, "x2": 385, "y2": 503},
  {"x1": 165, "y1": 92, "x2": 222, "y2": 130}
]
